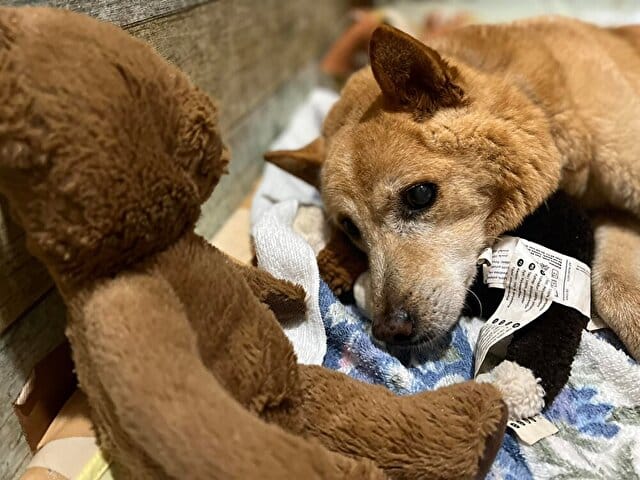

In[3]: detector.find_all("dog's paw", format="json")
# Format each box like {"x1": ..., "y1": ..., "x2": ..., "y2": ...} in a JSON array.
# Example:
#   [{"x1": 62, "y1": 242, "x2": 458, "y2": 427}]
[{"x1": 476, "y1": 360, "x2": 545, "y2": 420}]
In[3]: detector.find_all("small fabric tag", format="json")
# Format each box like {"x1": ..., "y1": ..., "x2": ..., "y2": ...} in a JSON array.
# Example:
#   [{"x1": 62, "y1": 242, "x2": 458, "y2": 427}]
[
  {"x1": 474, "y1": 239, "x2": 554, "y2": 375},
  {"x1": 507, "y1": 414, "x2": 559, "y2": 445},
  {"x1": 478, "y1": 236, "x2": 519, "y2": 286},
  {"x1": 478, "y1": 236, "x2": 591, "y2": 318},
  {"x1": 586, "y1": 314, "x2": 608, "y2": 331}
]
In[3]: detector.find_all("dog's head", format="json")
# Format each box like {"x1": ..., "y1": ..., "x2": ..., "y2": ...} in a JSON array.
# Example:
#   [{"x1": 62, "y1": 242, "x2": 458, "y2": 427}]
[{"x1": 267, "y1": 25, "x2": 561, "y2": 349}]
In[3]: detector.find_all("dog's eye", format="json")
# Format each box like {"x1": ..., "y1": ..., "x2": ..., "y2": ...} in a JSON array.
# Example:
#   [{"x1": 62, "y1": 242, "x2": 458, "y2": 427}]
[
  {"x1": 403, "y1": 182, "x2": 437, "y2": 211},
  {"x1": 341, "y1": 217, "x2": 361, "y2": 239}
]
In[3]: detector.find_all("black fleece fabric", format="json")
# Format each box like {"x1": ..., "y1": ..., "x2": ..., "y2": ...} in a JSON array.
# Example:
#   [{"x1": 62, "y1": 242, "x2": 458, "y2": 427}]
[{"x1": 464, "y1": 191, "x2": 594, "y2": 405}]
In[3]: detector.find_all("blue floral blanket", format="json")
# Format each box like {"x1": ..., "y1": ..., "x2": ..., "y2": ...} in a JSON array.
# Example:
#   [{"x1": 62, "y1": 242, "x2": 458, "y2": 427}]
[{"x1": 319, "y1": 281, "x2": 640, "y2": 479}]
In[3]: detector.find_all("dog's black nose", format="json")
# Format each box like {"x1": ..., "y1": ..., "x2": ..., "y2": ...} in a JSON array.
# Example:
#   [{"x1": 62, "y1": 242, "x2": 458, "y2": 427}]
[{"x1": 372, "y1": 309, "x2": 414, "y2": 344}]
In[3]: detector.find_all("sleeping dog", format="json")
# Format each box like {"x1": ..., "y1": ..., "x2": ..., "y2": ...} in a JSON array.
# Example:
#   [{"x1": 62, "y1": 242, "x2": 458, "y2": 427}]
[
  {"x1": 266, "y1": 17, "x2": 640, "y2": 360},
  {"x1": 312, "y1": 191, "x2": 593, "y2": 419}
]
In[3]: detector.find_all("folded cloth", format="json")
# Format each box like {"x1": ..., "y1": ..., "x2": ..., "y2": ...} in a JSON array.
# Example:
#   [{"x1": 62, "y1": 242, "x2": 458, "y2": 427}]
[
  {"x1": 253, "y1": 199, "x2": 327, "y2": 365},
  {"x1": 251, "y1": 87, "x2": 640, "y2": 479},
  {"x1": 251, "y1": 87, "x2": 338, "y2": 364}
]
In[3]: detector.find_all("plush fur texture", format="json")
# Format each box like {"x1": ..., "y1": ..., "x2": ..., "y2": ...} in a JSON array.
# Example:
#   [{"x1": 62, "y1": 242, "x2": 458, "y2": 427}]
[
  {"x1": 234, "y1": 258, "x2": 308, "y2": 324},
  {"x1": 266, "y1": 18, "x2": 640, "y2": 361},
  {"x1": 0, "y1": 7, "x2": 508, "y2": 479}
]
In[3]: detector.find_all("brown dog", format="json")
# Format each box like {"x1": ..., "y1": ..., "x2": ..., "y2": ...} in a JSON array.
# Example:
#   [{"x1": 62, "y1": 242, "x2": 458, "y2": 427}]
[{"x1": 267, "y1": 17, "x2": 640, "y2": 359}]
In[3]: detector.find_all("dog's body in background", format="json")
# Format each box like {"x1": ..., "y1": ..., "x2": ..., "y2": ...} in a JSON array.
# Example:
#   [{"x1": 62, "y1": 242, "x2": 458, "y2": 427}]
[{"x1": 267, "y1": 16, "x2": 640, "y2": 361}]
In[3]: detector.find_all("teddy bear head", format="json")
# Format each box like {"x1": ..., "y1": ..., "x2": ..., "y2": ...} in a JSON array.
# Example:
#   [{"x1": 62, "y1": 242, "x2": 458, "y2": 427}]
[{"x1": 0, "y1": 7, "x2": 228, "y2": 287}]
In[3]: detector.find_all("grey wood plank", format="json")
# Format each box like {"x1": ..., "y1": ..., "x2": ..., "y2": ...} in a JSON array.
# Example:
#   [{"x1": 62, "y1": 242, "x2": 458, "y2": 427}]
[
  {"x1": 0, "y1": 200, "x2": 52, "y2": 334},
  {"x1": 2, "y1": 0, "x2": 210, "y2": 27},
  {"x1": 127, "y1": 0, "x2": 347, "y2": 134},
  {"x1": 0, "y1": 290, "x2": 66, "y2": 480},
  {"x1": 196, "y1": 63, "x2": 324, "y2": 239}
]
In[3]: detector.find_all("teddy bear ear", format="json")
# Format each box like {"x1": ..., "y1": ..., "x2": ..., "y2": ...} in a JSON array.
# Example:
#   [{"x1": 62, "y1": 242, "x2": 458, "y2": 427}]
[
  {"x1": 263, "y1": 137, "x2": 325, "y2": 189},
  {"x1": 369, "y1": 24, "x2": 465, "y2": 118}
]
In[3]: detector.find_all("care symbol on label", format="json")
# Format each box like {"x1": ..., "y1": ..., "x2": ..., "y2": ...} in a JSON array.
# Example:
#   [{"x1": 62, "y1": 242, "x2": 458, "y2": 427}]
[
  {"x1": 509, "y1": 417, "x2": 538, "y2": 428},
  {"x1": 490, "y1": 318, "x2": 520, "y2": 329}
]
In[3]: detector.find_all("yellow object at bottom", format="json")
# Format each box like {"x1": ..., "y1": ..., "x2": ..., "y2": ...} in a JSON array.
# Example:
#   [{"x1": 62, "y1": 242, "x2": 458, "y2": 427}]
[{"x1": 76, "y1": 451, "x2": 113, "y2": 480}]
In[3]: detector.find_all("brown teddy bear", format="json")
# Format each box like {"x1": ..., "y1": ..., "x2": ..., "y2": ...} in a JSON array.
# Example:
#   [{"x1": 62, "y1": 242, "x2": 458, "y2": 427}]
[{"x1": 0, "y1": 7, "x2": 508, "y2": 479}]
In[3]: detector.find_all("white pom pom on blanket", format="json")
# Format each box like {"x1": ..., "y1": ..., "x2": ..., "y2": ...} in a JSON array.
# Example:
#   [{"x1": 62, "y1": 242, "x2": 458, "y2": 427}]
[{"x1": 477, "y1": 360, "x2": 545, "y2": 420}]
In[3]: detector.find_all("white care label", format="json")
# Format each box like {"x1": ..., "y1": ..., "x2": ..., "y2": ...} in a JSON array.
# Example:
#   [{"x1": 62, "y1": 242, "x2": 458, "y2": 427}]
[
  {"x1": 478, "y1": 236, "x2": 591, "y2": 318},
  {"x1": 507, "y1": 414, "x2": 559, "y2": 445},
  {"x1": 474, "y1": 236, "x2": 588, "y2": 444},
  {"x1": 474, "y1": 239, "x2": 554, "y2": 375}
]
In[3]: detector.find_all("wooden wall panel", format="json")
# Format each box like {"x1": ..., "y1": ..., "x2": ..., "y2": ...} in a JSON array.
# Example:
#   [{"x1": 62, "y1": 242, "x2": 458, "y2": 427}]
[
  {"x1": 0, "y1": 291, "x2": 66, "y2": 480},
  {"x1": 197, "y1": 63, "x2": 323, "y2": 238},
  {"x1": 0, "y1": 201, "x2": 51, "y2": 333},
  {"x1": 4, "y1": 0, "x2": 208, "y2": 27},
  {"x1": 126, "y1": 0, "x2": 345, "y2": 135}
]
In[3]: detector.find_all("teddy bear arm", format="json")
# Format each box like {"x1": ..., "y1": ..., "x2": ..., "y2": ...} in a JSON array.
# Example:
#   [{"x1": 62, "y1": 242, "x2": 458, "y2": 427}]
[
  {"x1": 230, "y1": 259, "x2": 308, "y2": 324},
  {"x1": 142, "y1": 232, "x2": 308, "y2": 420},
  {"x1": 296, "y1": 365, "x2": 507, "y2": 480},
  {"x1": 75, "y1": 272, "x2": 384, "y2": 480}
]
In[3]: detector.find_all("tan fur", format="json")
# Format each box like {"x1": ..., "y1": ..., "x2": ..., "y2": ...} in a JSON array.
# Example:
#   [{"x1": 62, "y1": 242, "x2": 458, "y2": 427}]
[
  {"x1": 264, "y1": 137, "x2": 325, "y2": 188},
  {"x1": 592, "y1": 212, "x2": 640, "y2": 358},
  {"x1": 268, "y1": 18, "x2": 640, "y2": 355}
]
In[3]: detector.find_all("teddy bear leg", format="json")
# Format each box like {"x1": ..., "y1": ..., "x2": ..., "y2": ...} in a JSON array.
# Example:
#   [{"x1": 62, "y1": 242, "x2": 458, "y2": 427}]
[
  {"x1": 592, "y1": 212, "x2": 640, "y2": 361},
  {"x1": 296, "y1": 365, "x2": 507, "y2": 480},
  {"x1": 73, "y1": 273, "x2": 386, "y2": 480}
]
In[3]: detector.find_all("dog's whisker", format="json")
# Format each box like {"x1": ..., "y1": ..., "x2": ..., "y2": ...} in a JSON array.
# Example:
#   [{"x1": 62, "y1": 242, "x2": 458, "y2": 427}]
[{"x1": 465, "y1": 287, "x2": 483, "y2": 318}]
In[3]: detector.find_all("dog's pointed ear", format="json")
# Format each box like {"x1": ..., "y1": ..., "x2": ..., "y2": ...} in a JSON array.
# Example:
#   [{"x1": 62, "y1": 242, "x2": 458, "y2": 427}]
[
  {"x1": 369, "y1": 24, "x2": 465, "y2": 117},
  {"x1": 264, "y1": 137, "x2": 325, "y2": 189}
]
